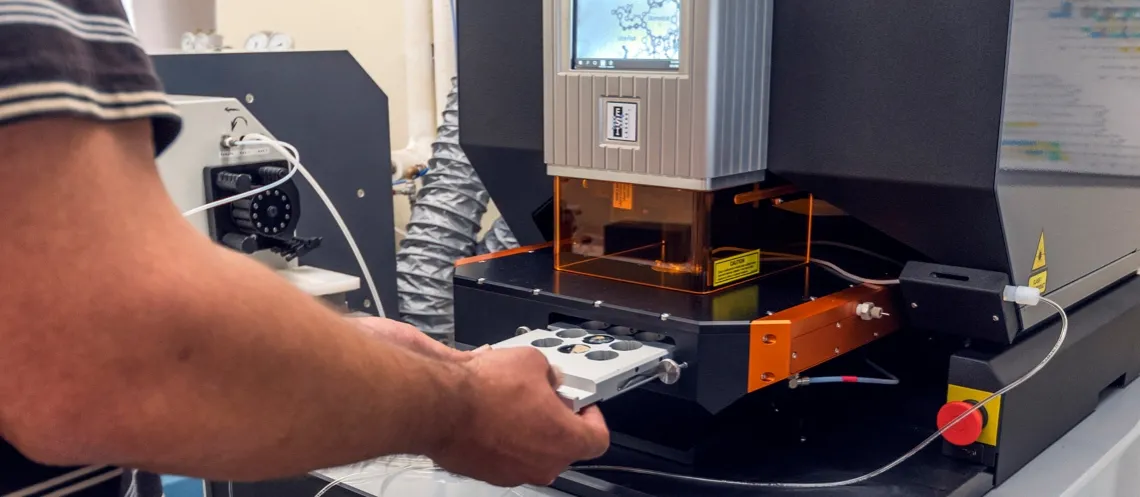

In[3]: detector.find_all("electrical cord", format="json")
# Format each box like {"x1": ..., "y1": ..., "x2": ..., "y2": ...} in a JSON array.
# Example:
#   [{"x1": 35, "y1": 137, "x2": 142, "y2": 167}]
[
  {"x1": 182, "y1": 134, "x2": 386, "y2": 318},
  {"x1": 575, "y1": 293, "x2": 1068, "y2": 489}
]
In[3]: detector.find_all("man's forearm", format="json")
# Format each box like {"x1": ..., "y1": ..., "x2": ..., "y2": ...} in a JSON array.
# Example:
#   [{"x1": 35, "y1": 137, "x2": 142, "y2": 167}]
[
  {"x1": 12, "y1": 242, "x2": 467, "y2": 480},
  {"x1": 0, "y1": 118, "x2": 467, "y2": 480}
]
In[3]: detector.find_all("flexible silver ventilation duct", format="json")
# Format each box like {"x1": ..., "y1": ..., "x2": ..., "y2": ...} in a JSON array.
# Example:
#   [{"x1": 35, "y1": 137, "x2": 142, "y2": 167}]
[
  {"x1": 477, "y1": 217, "x2": 520, "y2": 255},
  {"x1": 397, "y1": 79, "x2": 519, "y2": 340}
]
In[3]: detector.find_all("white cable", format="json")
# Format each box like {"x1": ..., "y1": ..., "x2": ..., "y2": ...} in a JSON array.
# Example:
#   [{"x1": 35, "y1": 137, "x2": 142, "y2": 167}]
[
  {"x1": 377, "y1": 466, "x2": 423, "y2": 497},
  {"x1": 293, "y1": 158, "x2": 386, "y2": 318},
  {"x1": 762, "y1": 252, "x2": 901, "y2": 286},
  {"x1": 181, "y1": 134, "x2": 299, "y2": 218},
  {"x1": 313, "y1": 456, "x2": 439, "y2": 497},
  {"x1": 182, "y1": 134, "x2": 386, "y2": 318},
  {"x1": 798, "y1": 241, "x2": 904, "y2": 267},
  {"x1": 576, "y1": 294, "x2": 1069, "y2": 489},
  {"x1": 313, "y1": 470, "x2": 386, "y2": 497},
  {"x1": 812, "y1": 258, "x2": 901, "y2": 286}
]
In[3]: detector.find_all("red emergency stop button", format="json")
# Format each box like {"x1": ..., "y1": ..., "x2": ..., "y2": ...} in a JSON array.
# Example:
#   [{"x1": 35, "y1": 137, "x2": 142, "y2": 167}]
[{"x1": 937, "y1": 401, "x2": 986, "y2": 446}]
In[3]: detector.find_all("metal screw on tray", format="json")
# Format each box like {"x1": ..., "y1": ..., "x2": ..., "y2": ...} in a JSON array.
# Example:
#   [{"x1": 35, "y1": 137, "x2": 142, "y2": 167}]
[{"x1": 657, "y1": 359, "x2": 686, "y2": 385}]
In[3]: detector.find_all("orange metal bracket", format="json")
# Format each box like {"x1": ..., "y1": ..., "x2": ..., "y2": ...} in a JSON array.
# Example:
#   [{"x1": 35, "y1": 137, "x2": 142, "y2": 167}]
[
  {"x1": 748, "y1": 285, "x2": 901, "y2": 392},
  {"x1": 456, "y1": 242, "x2": 554, "y2": 266}
]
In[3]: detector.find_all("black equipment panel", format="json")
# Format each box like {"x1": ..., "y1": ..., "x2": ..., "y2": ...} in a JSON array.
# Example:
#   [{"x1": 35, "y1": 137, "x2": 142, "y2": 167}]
[{"x1": 153, "y1": 51, "x2": 399, "y2": 316}]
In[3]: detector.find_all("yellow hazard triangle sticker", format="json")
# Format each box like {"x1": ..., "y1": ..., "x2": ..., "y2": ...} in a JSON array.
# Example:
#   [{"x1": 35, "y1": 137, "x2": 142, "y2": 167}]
[
  {"x1": 1029, "y1": 231, "x2": 1048, "y2": 293},
  {"x1": 1032, "y1": 232, "x2": 1047, "y2": 271}
]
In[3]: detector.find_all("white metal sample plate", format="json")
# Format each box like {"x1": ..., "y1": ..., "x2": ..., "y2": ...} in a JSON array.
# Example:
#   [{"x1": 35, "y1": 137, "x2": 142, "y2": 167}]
[{"x1": 493, "y1": 324, "x2": 672, "y2": 411}]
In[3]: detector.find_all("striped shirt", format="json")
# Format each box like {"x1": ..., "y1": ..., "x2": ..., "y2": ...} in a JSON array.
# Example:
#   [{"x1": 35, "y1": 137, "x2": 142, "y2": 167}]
[
  {"x1": 0, "y1": 0, "x2": 180, "y2": 151},
  {"x1": 0, "y1": 0, "x2": 181, "y2": 496}
]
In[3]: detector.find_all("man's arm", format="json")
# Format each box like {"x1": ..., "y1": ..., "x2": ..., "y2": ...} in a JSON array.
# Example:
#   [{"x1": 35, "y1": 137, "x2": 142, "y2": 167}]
[{"x1": 0, "y1": 117, "x2": 607, "y2": 484}]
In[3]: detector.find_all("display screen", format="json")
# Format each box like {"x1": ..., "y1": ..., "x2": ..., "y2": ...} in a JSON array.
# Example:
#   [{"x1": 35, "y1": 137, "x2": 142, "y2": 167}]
[{"x1": 574, "y1": 0, "x2": 681, "y2": 71}]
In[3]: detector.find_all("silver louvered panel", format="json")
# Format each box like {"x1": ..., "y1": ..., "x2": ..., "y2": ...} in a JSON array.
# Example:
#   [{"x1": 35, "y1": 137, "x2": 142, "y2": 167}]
[{"x1": 544, "y1": 0, "x2": 772, "y2": 191}]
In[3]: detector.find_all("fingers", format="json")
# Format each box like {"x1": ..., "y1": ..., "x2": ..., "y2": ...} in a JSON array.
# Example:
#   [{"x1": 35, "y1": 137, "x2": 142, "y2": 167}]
[
  {"x1": 513, "y1": 346, "x2": 554, "y2": 371},
  {"x1": 570, "y1": 406, "x2": 611, "y2": 459},
  {"x1": 548, "y1": 364, "x2": 565, "y2": 388}
]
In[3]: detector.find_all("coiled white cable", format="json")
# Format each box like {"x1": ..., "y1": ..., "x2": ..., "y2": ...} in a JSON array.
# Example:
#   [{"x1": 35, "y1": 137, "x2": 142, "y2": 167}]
[
  {"x1": 576, "y1": 294, "x2": 1068, "y2": 490},
  {"x1": 312, "y1": 457, "x2": 523, "y2": 497},
  {"x1": 181, "y1": 135, "x2": 300, "y2": 218},
  {"x1": 182, "y1": 134, "x2": 386, "y2": 318}
]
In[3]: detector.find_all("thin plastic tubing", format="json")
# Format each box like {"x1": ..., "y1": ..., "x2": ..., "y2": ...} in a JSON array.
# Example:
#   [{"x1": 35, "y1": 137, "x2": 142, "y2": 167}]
[
  {"x1": 293, "y1": 158, "x2": 386, "y2": 318},
  {"x1": 575, "y1": 297, "x2": 1069, "y2": 489},
  {"x1": 806, "y1": 359, "x2": 901, "y2": 385},
  {"x1": 181, "y1": 134, "x2": 299, "y2": 218},
  {"x1": 813, "y1": 258, "x2": 901, "y2": 286},
  {"x1": 181, "y1": 135, "x2": 386, "y2": 318},
  {"x1": 808, "y1": 376, "x2": 898, "y2": 385}
]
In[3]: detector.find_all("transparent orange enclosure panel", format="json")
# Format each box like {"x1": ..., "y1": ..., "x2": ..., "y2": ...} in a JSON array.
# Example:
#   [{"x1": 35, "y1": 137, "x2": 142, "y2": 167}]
[{"x1": 554, "y1": 178, "x2": 813, "y2": 294}]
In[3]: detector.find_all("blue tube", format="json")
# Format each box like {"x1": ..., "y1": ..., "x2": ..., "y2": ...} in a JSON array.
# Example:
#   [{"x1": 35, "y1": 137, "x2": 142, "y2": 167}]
[
  {"x1": 806, "y1": 376, "x2": 899, "y2": 385},
  {"x1": 800, "y1": 360, "x2": 900, "y2": 386}
]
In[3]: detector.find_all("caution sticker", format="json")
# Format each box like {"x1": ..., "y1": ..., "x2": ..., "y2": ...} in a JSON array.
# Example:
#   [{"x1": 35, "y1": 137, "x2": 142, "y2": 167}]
[
  {"x1": 1029, "y1": 271, "x2": 1048, "y2": 293},
  {"x1": 612, "y1": 183, "x2": 633, "y2": 210},
  {"x1": 1028, "y1": 230, "x2": 1048, "y2": 293},
  {"x1": 713, "y1": 250, "x2": 760, "y2": 287},
  {"x1": 1032, "y1": 232, "x2": 1047, "y2": 271}
]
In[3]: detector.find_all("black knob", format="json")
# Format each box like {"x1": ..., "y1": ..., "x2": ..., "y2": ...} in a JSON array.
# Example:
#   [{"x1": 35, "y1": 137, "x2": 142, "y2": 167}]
[
  {"x1": 259, "y1": 166, "x2": 289, "y2": 183},
  {"x1": 216, "y1": 172, "x2": 253, "y2": 193},
  {"x1": 222, "y1": 233, "x2": 259, "y2": 254}
]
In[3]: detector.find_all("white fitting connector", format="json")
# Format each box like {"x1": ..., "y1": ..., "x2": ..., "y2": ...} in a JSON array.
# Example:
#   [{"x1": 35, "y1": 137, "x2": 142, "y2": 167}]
[{"x1": 1003, "y1": 285, "x2": 1042, "y2": 306}]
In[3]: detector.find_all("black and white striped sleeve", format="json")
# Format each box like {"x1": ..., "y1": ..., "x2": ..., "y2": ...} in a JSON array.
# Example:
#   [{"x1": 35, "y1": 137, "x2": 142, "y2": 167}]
[{"x1": 0, "y1": 0, "x2": 182, "y2": 154}]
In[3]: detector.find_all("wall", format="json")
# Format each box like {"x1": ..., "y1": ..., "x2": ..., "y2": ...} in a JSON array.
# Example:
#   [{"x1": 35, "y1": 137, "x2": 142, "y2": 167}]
[
  {"x1": 215, "y1": 0, "x2": 410, "y2": 149},
  {"x1": 131, "y1": 0, "x2": 216, "y2": 52},
  {"x1": 216, "y1": 0, "x2": 423, "y2": 242}
]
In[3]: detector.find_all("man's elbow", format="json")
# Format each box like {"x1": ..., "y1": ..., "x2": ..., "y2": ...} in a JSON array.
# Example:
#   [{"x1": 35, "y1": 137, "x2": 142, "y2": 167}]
[{"x1": 0, "y1": 390, "x2": 129, "y2": 467}]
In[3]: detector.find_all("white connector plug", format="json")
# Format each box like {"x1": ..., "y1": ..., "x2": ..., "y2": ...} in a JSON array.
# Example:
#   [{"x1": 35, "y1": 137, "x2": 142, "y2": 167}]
[{"x1": 1004, "y1": 285, "x2": 1042, "y2": 306}]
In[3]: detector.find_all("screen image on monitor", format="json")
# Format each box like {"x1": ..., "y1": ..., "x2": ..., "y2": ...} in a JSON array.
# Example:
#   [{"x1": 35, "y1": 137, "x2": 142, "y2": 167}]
[{"x1": 574, "y1": 0, "x2": 681, "y2": 70}]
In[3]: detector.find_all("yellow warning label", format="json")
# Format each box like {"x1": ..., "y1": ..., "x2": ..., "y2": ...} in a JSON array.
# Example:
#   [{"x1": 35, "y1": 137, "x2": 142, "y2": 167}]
[
  {"x1": 713, "y1": 250, "x2": 760, "y2": 287},
  {"x1": 612, "y1": 183, "x2": 633, "y2": 210},
  {"x1": 1029, "y1": 271, "x2": 1048, "y2": 293},
  {"x1": 1032, "y1": 232, "x2": 1047, "y2": 271},
  {"x1": 947, "y1": 385, "x2": 1002, "y2": 446}
]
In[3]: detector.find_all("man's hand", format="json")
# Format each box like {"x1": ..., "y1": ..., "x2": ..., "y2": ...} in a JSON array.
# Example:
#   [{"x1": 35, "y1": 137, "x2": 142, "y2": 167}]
[
  {"x1": 431, "y1": 347, "x2": 610, "y2": 487},
  {"x1": 352, "y1": 317, "x2": 479, "y2": 362}
]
